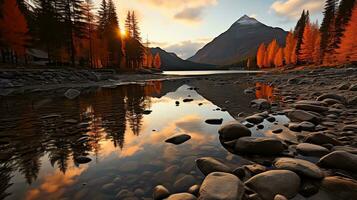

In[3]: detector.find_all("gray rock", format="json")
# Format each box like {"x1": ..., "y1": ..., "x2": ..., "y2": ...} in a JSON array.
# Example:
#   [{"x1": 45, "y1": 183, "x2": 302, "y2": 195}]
[
  {"x1": 274, "y1": 158, "x2": 324, "y2": 179},
  {"x1": 299, "y1": 121, "x2": 315, "y2": 132},
  {"x1": 196, "y1": 157, "x2": 232, "y2": 176},
  {"x1": 296, "y1": 143, "x2": 329, "y2": 157},
  {"x1": 251, "y1": 99, "x2": 271, "y2": 110},
  {"x1": 234, "y1": 137, "x2": 285, "y2": 155},
  {"x1": 199, "y1": 172, "x2": 245, "y2": 200},
  {"x1": 316, "y1": 94, "x2": 346, "y2": 104},
  {"x1": 286, "y1": 110, "x2": 320, "y2": 123},
  {"x1": 294, "y1": 104, "x2": 328, "y2": 113},
  {"x1": 164, "y1": 193, "x2": 197, "y2": 200},
  {"x1": 318, "y1": 151, "x2": 357, "y2": 172},
  {"x1": 245, "y1": 170, "x2": 300, "y2": 200},
  {"x1": 245, "y1": 115, "x2": 265, "y2": 124},
  {"x1": 218, "y1": 122, "x2": 252, "y2": 141},
  {"x1": 64, "y1": 89, "x2": 81, "y2": 99},
  {"x1": 153, "y1": 185, "x2": 170, "y2": 200},
  {"x1": 304, "y1": 132, "x2": 342, "y2": 146},
  {"x1": 165, "y1": 134, "x2": 191, "y2": 145},
  {"x1": 173, "y1": 175, "x2": 196, "y2": 192}
]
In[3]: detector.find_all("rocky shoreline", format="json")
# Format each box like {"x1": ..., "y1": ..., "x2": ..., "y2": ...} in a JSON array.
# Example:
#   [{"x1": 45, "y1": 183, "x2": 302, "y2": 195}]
[{"x1": 150, "y1": 66, "x2": 357, "y2": 200}]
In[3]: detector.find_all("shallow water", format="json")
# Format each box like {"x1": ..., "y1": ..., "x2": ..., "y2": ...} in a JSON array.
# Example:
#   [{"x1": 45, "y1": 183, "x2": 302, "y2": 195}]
[{"x1": 0, "y1": 80, "x2": 259, "y2": 200}]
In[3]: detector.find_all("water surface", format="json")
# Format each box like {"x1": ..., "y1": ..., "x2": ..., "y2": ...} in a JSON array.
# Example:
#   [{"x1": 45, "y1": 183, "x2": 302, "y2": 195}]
[{"x1": 162, "y1": 70, "x2": 264, "y2": 76}]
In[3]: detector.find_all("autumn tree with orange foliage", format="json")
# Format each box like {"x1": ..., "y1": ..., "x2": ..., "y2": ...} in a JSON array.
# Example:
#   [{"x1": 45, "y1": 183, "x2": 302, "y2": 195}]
[
  {"x1": 336, "y1": 4, "x2": 357, "y2": 63},
  {"x1": 284, "y1": 32, "x2": 297, "y2": 65},
  {"x1": 153, "y1": 53, "x2": 161, "y2": 69},
  {"x1": 274, "y1": 48, "x2": 284, "y2": 67},
  {"x1": 0, "y1": 0, "x2": 29, "y2": 63},
  {"x1": 267, "y1": 39, "x2": 279, "y2": 67},
  {"x1": 257, "y1": 43, "x2": 266, "y2": 68}
]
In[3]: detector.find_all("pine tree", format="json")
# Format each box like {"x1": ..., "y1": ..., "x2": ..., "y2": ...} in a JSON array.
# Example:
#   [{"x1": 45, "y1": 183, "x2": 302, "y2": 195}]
[
  {"x1": 125, "y1": 11, "x2": 132, "y2": 37},
  {"x1": 320, "y1": 0, "x2": 337, "y2": 61},
  {"x1": 256, "y1": 43, "x2": 266, "y2": 68},
  {"x1": 336, "y1": 5, "x2": 357, "y2": 63},
  {"x1": 131, "y1": 11, "x2": 141, "y2": 41},
  {"x1": 334, "y1": 0, "x2": 356, "y2": 48},
  {"x1": 97, "y1": 0, "x2": 107, "y2": 35},
  {"x1": 294, "y1": 10, "x2": 309, "y2": 62},
  {"x1": 106, "y1": 0, "x2": 123, "y2": 67}
]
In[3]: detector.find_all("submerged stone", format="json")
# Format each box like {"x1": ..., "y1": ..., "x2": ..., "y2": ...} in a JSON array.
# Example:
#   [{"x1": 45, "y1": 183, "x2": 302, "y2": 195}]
[{"x1": 165, "y1": 134, "x2": 191, "y2": 145}]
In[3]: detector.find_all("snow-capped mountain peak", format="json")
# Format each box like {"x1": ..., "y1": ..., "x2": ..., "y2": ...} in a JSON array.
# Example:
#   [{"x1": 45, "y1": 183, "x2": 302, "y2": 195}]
[{"x1": 235, "y1": 15, "x2": 259, "y2": 25}]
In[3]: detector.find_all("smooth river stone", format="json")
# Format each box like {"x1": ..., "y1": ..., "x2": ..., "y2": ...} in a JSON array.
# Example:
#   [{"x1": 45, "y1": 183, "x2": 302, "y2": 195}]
[
  {"x1": 164, "y1": 193, "x2": 197, "y2": 200},
  {"x1": 274, "y1": 157, "x2": 324, "y2": 179},
  {"x1": 318, "y1": 151, "x2": 357, "y2": 172},
  {"x1": 234, "y1": 137, "x2": 285, "y2": 156},
  {"x1": 199, "y1": 172, "x2": 245, "y2": 200},
  {"x1": 165, "y1": 134, "x2": 191, "y2": 145},
  {"x1": 296, "y1": 143, "x2": 329, "y2": 157},
  {"x1": 196, "y1": 157, "x2": 232, "y2": 176},
  {"x1": 218, "y1": 121, "x2": 252, "y2": 140}
]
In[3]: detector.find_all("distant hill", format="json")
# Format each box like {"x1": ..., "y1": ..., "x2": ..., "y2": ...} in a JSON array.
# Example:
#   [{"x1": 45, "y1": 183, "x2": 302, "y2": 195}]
[
  {"x1": 188, "y1": 15, "x2": 288, "y2": 65},
  {"x1": 149, "y1": 47, "x2": 215, "y2": 70}
]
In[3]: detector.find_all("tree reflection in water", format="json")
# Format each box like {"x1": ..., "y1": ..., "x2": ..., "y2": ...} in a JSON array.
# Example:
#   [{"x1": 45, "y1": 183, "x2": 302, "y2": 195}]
[
  {"x1": 255, "y1": 82, "x2": 275, "y2": 102},
  {"x1": 0, "y1": 81, "x2": 163, "y2": 199}
]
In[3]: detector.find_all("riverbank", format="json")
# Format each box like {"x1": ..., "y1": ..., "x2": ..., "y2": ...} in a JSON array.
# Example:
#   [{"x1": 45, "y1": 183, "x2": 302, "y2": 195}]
[{"x1": 157, "y1": 65, "x2": 357, "y2": 199}]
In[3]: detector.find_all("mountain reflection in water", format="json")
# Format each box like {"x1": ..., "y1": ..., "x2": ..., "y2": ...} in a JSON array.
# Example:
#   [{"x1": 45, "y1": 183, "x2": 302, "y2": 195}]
[{"x1": 0, "y1": 80, "x2": 250, "y2": 200}]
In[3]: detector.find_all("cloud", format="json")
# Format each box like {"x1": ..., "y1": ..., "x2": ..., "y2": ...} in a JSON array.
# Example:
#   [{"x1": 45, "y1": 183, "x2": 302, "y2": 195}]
[
  {"x1": 138, "y1": 0, "x2": 218, "y2": 24},
  {"x1": 271, "y1": 0, "x2": 324, "y2": 20},
  {"x1": 163, "y1": 39, "x2": 211, "y2": 59}
]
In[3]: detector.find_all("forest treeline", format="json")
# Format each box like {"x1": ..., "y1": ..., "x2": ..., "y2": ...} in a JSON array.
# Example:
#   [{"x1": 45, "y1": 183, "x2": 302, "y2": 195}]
[
  {"x1": 256, "y1": 0, "x2": 356, "y2": 68},
  {"x1": 0, "y1": 0, "x2": 161, "y2": 69}
]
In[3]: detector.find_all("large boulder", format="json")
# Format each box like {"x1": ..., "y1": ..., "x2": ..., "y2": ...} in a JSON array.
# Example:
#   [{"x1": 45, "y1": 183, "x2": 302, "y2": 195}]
[
  {"x1": 165, "y1": 134, "x2": 191, "y2": 145},
  {"x1": 296, "y1": 143, "x2": 329, "y2": 157},
  {"x1": 218, "y1": 122, "x2": 252, "y2": 141},
  {"x1": 234, "y1": 137, "x2": 285, "y2": 156},
  {"x1": 307, "y1": 176, "x2": 357, "y2": 200},
  {"x1": 164, "y1": 193, "x2": 197, "y2": 200},
  {"x1": 245, "y1": 170, "x2": 300, "y2": 200},
  {"x1": 199, "y1": 172, "x2": 245, "y2": 200},
  {"x1": 196, "y1": 157, "x2": 232, "y2": 176},
  {"x1": 318, "y1": 151, "x2": 357, "y2": 172},
  {"x1": 286, "y1": 110, "x2": 320, "y2": 123},
  {"x1": 303, "y1": 132, "x2": 342, "y2": 146},
  {"x1": 274, "y1": 158, "x2": 324, "y2": 179}
]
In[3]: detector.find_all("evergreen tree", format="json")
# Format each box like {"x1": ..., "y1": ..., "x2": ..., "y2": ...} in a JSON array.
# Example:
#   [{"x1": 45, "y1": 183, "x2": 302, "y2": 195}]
[
  {"x1": 320, "y1": 0, "x2": 337, "y2": 61},
  {"x1": 125, "y1": 11, "x2": 132, "y2": 37},
  {"x1": 334, "y1": 0, "x2": 356, "y2": 48},
  {"x1": 106, "y1": 0, "x2": 123, "y2": 67},
  {"x1": 294, "y1": 10, "x2": 309, "y2": 63},
  {"x1": 97, "y1": 0, "x2": 107, "y2": 35},
  {"x1": 131, "y1": 11, "x2": 141, "y2": 41}
]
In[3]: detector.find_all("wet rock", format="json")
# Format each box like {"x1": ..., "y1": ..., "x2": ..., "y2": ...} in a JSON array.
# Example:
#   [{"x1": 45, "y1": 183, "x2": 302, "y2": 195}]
[
  {"x1": 245, "y1": 115, "x2": 265, "y2": 124},
  {"x1": 251, "y1": 99, "x2": 271, "y2": 110},
  {"x1": 266, "y1": 116, "x2": 276, "y2": 122},
  {"x1": 244, "y1": 88, "x2": 254, "y2": 94},
  {"x1": 294, "y1": 104, "x2": 328, "y2": 113},
  {"x1": 257, "y1": 124, "x2": 264, "y2": 129},
  {"x1": 299, "y1": 180, "x2": 320, "y2": 197},
  {"x1": 188, "y1": 185, "x2": 200, "y2": 196},
  {"x1": 196, "y1": 157, "x2": 231, "y2": 176},
  {"x1": 232, "y1": 167, "x2": 246, "y2": 179},
  {"x1": 183, "y1": 99, "x2": 194, "y2": 103},
  {"x1": 286, "y1": 110, "x2": 320, "y2": 123},
  {"x1": 134, "y1": 188, "x2": 144, "y2": 197},
  {"x1": 299, "y1": 121, "x2": 315, "y2": 132},
  {"x1": 244, "y1": 164, "x2": 267, "y2": 175},
  {"x1": 296, "y1": 143, "x2": 329, "y2": 157},
  {"x1": 165, "y1": 134, "x2": 191, "y2": 145},
  {"x1": 173, "y1": 175, "x2": 196, "y2": 192},
  {"x1": 164, "y1": 193, "x2": 197, "y2": 200},
  {"x1": 288, "y1": 123, "x2": 301, "y2": 132},
  {"x1": 308, "y1": 176, "x2": 357, "y2": 200},
  {"x1": 316, "y1": 94, "x2": 346, "y2": 104},
  {"x1": 101, "y1": 183, "x2": 116, "y2": 192},
  {"x1": 199, "y1": 172, "x2": 245, "y2": 200},
  {"x1": 322, "y1": 98, "x2": 342, "y2": 106},
  {"x1": 318, "y1": 151, "x2": 357, "y2": 172},
  {"x1": 205, "y1": 118, "x2": 223, "y2": 125},
  {"x1": 274, "y1": 194, "x2": 288, "y2": 200},
  {"x1": 274, "y1": 158, "x2": 324, "y2": 179},
  {"x1": 304, "y1": 132, "x2": 342, "y2": 146},
  {"x1": 295, "y1": 100, "x2": 327, "y2": 107},
  {"x1": 218, "y1": 121, "x2": 252, "y2": 141},
  {"x1": 245, "y1": 170, "x2": 300, "y2": 200},
  {"x1": 272, "y1": 128, "x2": 283, "y2": 134},
  {"x1": 153, "y1": 185, "x2": 170, "y2": 200},
  {"x1": 332, "y1": 146, "x2": 357, "y2": 154},
  {"x1": 75, "y1": 156, "x2": 92, "y2": 164},
  {"x1": 64, "y1": 89, "x2": 81, "y2": 99},
  {"x1": 116, "y1": 189, "x2": 135, "y2": 199},
  {"x1": 143, "y1": 110, "x2": 152, "y2": 115},
  {"x1": 234, "y1": 137, "x2": 285, "y2": 156}
]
